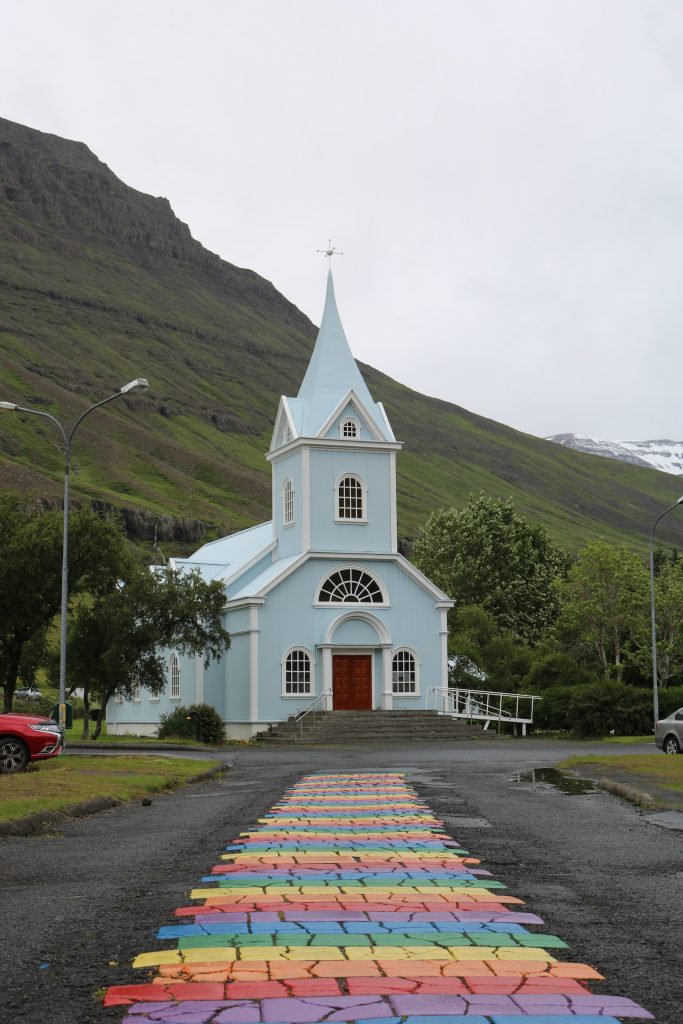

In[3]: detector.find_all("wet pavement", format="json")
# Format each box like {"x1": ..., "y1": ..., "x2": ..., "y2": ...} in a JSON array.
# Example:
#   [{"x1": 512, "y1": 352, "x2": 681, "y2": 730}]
[{"x1": 2, "y1": 740, "x2": 681, "y2": 1023}]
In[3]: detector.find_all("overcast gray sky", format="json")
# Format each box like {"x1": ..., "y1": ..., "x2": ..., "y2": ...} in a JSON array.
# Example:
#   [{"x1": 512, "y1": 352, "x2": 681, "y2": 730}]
[{"x1": 4, "y1": 1, "x2": 683, "y2": 440}]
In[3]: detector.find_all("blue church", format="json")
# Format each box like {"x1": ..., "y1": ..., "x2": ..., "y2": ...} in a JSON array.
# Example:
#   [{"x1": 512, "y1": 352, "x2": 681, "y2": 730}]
[{"x1": 107, "y1": 271, "x2": 453, "y2": 738}]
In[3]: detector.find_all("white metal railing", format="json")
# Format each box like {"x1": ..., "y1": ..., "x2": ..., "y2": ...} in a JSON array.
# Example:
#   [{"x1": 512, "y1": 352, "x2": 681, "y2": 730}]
[
  {"x1": 294, "y1": 689, "x2": 333, "y2": 737},
  {"x1": 428, "y1": 687, "x2": 542, "y2": 735}
]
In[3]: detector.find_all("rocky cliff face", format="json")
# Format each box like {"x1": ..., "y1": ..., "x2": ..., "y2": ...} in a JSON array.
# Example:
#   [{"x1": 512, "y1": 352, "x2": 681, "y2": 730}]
[
  {"x1": 0, "y1": 116, "x2": 306, "y2": 315},
  {"x1": 547, "y1": 434, "x2": 683, "y2": 476}
]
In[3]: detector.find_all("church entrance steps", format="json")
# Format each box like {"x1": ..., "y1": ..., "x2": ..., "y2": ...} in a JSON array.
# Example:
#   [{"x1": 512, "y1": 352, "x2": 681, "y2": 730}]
[{"x1": 254, "y1": 710, "x2": 497, "y2": 745}]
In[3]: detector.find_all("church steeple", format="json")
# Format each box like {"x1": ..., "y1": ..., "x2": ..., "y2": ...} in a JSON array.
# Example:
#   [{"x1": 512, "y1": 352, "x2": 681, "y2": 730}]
[
  {"x1": 297, "y1": 271, "x2": 376, "y2": 418},
  {"x1": 278, "y1": 270, "x2": 394, "y2": 443}
]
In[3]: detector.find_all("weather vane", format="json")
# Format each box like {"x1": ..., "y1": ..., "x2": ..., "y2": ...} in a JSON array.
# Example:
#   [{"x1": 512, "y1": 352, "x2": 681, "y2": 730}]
[{"x1": 317, "y1": 238, "x2": 343, "y2": 268}]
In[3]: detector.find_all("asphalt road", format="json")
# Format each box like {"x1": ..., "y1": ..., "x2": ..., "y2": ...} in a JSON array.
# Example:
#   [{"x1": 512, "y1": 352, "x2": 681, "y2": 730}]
[{"x1": 2, "y1": 739, "x2": 681, "y2": 1024}]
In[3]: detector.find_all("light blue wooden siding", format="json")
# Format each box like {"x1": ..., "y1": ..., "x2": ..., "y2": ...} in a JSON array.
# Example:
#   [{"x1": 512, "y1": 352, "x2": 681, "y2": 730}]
[
  {"x1": 223, "y1": 633, "x2": 251, "y2": 721},
  {"x1": 226, "y1": 607, "x2": 252, "y2": 634},
  {"x1": 106, "y1": 647, "x2": 196, "y2": 727},
  {"x1": 272, "y1": 449, "x2": 305, "y2": 557},
  {"x1": 203, "y1": 654, "x2": 225, "y2": 718},
  {"x1": 310, "y1": 448, "x2": 392, "y2": 553},
  {"x1": 323, "y1": 402, "x2": 377, "y2": 442},
  {"x1": 255, "y1": 557, "x2": 442, "y2": 720}
]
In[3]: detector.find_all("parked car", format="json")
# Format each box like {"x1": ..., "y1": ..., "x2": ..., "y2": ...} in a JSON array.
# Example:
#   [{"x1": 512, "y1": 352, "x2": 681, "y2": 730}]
[
  {"x1": 14, "y1": 687, "x2": 43, "y2": 700},
  {"x1": 654, "y1": 707, "x2": 683, "y2": 754},
  {"x1": 0, "y1": 712, "x2": 64, "y2": 773}
]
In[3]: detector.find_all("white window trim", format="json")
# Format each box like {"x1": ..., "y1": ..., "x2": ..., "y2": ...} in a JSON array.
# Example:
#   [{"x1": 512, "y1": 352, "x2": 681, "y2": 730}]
[
  {"x1": 282, "y1": 477, "x2": 295, "y2": 528},
  {"x1": 391, "y1": 646, "x2": 421, "y2": 697},
  {"x1": 114, "y1": 692, "x2": 124, "y2": 705},
  {"x1": 314, "y1": 564, "x2": 389, "y2": 607},
  {"x1": 169, "y1": 653, "x2": 181, "y2": 701},
  {"x1": 281, "y1": 646, "x2": 315, "y2": 698},
  {"x1": 149, "y1": 691, "x2": 160, "y2": 703},
  {"x1": 340, "y1": 417, "x2": 360, "y2": 439},
  {"x1": 334, "y1": 472, "x2": 368, "y2": 524},
  {"x1": 132, "y1": 685, "x2": 142, "y2": 704}
]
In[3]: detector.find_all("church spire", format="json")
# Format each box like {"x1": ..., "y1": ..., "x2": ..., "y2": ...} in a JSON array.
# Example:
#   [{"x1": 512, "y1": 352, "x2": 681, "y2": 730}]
[{"x1": 296, "y1": 271, "x2": 375, "y2": 412}]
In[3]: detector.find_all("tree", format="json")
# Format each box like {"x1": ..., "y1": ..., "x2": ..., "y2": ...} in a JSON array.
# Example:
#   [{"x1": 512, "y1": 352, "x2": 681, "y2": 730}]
[
  {"x1": 648, "y1": 560, "x2": 683, "y2": 687},
  {"x1": 555, "y1": 540, "x2": 649, "y2": 683},
  {"x1": 0, "y1": 494, "x2": 124, "y2": 711},
  {"x1": 63, "y1": 561, "x2": 230, "y2": 738},
  {"x1": 412, "y1": 494, "x2": 571, "y2": 645}
]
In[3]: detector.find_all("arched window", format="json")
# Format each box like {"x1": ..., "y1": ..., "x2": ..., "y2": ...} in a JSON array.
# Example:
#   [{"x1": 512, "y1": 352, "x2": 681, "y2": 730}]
[
  {"x1": 392, "y1": 649, "x2": 418, "y2": 694},
  {"x1": 318, "y1": 567, "x2": 384, "y2": 603},
  {"x1": 341, "y1": 418, "x2": 359, "y2": 439},
  {"x1": 283, "y1": 648, "x2": 313, "y2": 696},
  {"x1": 282, "y1": 478, "x2": 295, "y2": 526},
  {"x1": 336, "y1": 474, "x2": 365, "y2": 520},
  {"x1": 169, "y1": 653, "x2": 181, "y2": 700}
]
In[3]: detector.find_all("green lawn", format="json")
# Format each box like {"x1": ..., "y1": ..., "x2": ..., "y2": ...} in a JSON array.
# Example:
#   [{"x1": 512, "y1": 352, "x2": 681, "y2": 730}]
[
  {"x1": 0, "y1": 755, "x2": 217, "y2": 823},
  {"x1": 560, "y1": 753, "x2": 683, "y2": 795},
  {"x1": 63, "y1": 723, "x2": 210, "y2": 747}
]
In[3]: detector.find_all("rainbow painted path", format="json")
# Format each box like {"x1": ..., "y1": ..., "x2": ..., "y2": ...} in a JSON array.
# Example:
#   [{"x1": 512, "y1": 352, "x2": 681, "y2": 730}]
[{"x1": 104, "y1": 772, "x2": 652, "y2": 1023}]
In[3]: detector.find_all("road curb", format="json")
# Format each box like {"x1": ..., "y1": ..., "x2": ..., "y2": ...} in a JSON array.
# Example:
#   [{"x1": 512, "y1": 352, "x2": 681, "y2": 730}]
[
  {"x1": 596, "y1": 777, "x2": 657, "y2": 808},
  {"x1": 0, "y1": 761, "x2": 230, "y2": 838}
]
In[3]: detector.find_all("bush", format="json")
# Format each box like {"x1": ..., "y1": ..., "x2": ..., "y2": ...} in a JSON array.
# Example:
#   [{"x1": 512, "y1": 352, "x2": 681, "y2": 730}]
[
  {"x1": 13, "y1": 694, "x2": 55, "y2": 718},
  {"x1": 659, "y1": 686, "x2": 683, "y2": 718},
  {"x1": 157, "y1": 703, "x2": 226, "y2": 745},
  {"x1": 531, "y1": 685, "x2": 575, "y2": 732},
  {"x1": 567, "y1": 683, "x2": 652, "y2": 738}
]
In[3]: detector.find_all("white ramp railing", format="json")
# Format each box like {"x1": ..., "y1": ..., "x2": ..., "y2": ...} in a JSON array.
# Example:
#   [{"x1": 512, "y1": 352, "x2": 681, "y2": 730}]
[{"x1": 428, "y1": 687, "x2": 541, "y2": 735}]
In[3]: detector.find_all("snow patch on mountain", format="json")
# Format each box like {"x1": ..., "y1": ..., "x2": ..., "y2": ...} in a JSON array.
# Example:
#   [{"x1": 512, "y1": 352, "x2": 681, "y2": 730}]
[{"x1": 546, "y1": 434, "x2": 683, "y2": 476}]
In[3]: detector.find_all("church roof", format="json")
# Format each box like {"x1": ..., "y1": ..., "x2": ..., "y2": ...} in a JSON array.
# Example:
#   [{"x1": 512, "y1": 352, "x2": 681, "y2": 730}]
[
  {"x1": 283, "y1": 271, "x2": 393, "y2": 441},
  {"x1": 172, "y1": 521, "x2": 274, "y2": 582}
]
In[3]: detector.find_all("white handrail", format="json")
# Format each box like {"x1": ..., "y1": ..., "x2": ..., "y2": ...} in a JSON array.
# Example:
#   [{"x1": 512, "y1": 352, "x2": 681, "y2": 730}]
[
  {"x1": 294, "y1": 689, "x2": 333, "y2": 736},
  {"x1": 428, "y1": 686, "x2": 542, "y2": 730}
]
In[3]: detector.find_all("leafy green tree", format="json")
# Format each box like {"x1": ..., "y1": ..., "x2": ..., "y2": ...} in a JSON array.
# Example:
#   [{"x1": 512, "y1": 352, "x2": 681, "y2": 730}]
[
  {"x1": 413, "y1": 495, "x2": 571, "y2": 645},
  {"x1": 555, "y1": 540, "x2": 649, "y2": 683},
  {"x1": 447, "y1": 604, "x2": 533, "y2": 693},
  {"x1": 647, "y1": 560, "x2": 683, "y2": 687},
  {"x1": 0, "y1": 494, "x2": 124, "y2": 711},
  {"x1": 64, "y1": 561, "x2": 230, "y2": 738}
]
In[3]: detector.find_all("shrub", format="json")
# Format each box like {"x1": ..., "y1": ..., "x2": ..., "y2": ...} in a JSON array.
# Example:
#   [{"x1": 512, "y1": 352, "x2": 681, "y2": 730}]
[
  {"x1": 157, "y1": 703, "x2": 226, "y2": 745},
  {"x1": 530, "y1": 685, "x2": 576, "y2": 732},
  {"x1": 659, "y1": 686, "x2": 683, "y2": 718},
  {"x1": 13, "y1": 694, "x2": 55, "y2": 718},
  {"x1": 567, "y1": 683, "x2": 652, "y2": 738}
]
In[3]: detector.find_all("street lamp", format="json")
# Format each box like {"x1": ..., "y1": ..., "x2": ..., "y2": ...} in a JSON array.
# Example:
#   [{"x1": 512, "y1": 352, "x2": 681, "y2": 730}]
[
  {"x1": 649, "y1": 496, "x2": 683, "y2": 728},
  {"x1": 0, "y1": 379, "x2": 149, "y2": 728}
]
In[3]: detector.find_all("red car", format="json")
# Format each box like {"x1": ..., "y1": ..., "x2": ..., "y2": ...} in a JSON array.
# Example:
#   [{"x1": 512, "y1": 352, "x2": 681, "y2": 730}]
[{"x1": 0, "y1": 712, "x2": 64, "y2": 773}]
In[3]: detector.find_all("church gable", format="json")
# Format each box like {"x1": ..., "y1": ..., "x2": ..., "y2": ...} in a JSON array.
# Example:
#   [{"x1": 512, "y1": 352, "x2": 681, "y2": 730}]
[
  {"x1": 269, "y1": 398, "x2": 297, "y2": 452},
  {"x1": 320, "y1": 394, "x2": 386, "y2": 442}
]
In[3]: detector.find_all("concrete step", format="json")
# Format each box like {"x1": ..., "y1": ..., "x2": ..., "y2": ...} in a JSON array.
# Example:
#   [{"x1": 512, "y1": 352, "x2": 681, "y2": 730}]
[{"x1": 254, "y1": 709, "x2": 497, "y2": 745}]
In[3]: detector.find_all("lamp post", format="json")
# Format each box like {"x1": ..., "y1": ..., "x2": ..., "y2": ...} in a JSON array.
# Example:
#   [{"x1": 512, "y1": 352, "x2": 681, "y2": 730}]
[
  {"x1": 0, "y1": 379, "x2": 149, "y2": 728},
  {"x1": 649, "y1": 496, "x2": 683, "y2": 729}
]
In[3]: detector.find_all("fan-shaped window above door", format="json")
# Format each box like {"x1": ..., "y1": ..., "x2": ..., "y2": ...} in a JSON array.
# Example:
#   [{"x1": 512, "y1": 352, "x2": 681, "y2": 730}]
[{"x1": 317, "y1": 567, "x2": 384, "y2": 603}]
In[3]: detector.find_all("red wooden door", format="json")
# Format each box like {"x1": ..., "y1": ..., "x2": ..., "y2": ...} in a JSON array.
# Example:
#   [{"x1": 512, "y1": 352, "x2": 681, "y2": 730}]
[{"x1": 332, "y1": 655, "x2": 372, "y2": 710}]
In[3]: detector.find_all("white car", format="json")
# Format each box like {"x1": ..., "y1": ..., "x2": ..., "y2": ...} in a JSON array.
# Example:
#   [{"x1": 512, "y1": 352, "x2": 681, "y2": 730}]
[{"x1": 14, "y1": 688, "x2": 43, "y2": 700}]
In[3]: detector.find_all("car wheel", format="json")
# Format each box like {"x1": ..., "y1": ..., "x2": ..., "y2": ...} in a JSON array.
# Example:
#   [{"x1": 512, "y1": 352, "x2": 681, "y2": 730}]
[
  {"x1": 0, "y1": 737, "x2": 30, "y2": 773},
  {"x1": 663, "y1": 734, "x2": 681, "y2": 755}
]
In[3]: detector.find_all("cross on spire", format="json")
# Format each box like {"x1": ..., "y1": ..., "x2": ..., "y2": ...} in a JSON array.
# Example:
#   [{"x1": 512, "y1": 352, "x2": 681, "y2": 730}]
[{"x1": 317, "y1": 238, "x2": 343, "y2": 269}]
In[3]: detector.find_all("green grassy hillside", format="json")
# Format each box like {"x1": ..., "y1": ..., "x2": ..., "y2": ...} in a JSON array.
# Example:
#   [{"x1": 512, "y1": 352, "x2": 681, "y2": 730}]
[{"x1": 1, "y1": 116, "x2": 681, "y2": 555}]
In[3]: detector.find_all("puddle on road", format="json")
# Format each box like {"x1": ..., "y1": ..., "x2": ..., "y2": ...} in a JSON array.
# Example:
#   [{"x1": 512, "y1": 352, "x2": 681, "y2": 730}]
[{"x1": 507, "y1": 767, "x2": 599, "y2": 795}]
